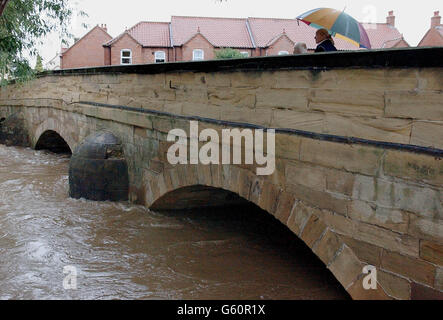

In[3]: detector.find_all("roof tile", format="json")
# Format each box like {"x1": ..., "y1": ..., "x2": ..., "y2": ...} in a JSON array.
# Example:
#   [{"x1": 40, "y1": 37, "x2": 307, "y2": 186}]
[{"x1": 171, "y1": 16, "x2": 254, "y2": 48}]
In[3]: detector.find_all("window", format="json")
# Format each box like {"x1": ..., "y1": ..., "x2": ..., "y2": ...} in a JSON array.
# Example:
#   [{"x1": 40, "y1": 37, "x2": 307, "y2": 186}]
[
  {"x1": 240, "y1": 51, "x2": 249, "y2": 57},
  {"x1": 121, "y1": 49, "x2": 132, "y2": 65},
  {"x1": 193, "y1": 49, "x2": 204, "y2": 61},
  {"x1": 155, "y1": 51, "x2": 166, "y2": 63},
  {"x1": 278, "y1": 51, "x2": 289, "y2": 55}
]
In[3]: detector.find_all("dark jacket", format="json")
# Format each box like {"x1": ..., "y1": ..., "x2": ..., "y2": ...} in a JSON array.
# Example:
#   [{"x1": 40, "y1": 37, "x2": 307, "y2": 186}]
[{"x1": 315, "y1": 39, "x2": 337, "y2": 52}]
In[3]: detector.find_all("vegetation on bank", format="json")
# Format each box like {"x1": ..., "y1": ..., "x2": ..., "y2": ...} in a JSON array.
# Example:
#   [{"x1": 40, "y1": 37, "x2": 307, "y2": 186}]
[{"x1": 0, "y1": 0, "x2": 86, "y2": 85}]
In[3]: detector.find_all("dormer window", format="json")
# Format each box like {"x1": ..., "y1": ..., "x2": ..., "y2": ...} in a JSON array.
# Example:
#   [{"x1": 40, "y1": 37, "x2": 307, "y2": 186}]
[
  {"x1": 121, "y1": 49, "x2": 132, "y2": 65},
  {"x1": 193, "y1": 49, "x2": 204, "y2": 61},
  {"x1": 155, "y1": 51, "x2": 166, "y2": 63}
]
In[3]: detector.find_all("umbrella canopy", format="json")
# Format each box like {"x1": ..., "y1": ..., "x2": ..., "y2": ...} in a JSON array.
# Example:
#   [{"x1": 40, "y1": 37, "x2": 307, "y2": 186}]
[{"x1": 297, "y1": 8, "x2": 371, "y2": 49}]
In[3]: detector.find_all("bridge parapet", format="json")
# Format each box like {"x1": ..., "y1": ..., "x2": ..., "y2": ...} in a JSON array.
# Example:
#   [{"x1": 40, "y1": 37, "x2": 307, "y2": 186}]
[{"x1": 0, "y1": 47, "x2": 442, "y2": 300}]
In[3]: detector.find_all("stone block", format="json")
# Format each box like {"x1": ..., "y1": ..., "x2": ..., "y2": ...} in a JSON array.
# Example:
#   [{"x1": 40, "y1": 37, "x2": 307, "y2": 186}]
[
  {"x1": 255, "y1": 88, "x2": 309, "y2": 110},
  {"x1": 378, "y1": 270, "x2": 411, "y2": 300},
  {"x1": 274, "y1": 192, "x2": 296, "y2": 224},
  {"x1": 436, "y1": 268, "x2": 443, "y2": 291},
  {"x1": 385, "y1": 91, "x2": 443, "y2": 121},
  {"x1": 417, "y1": 69, "x2": 443, "y2": 91},
  {"x1": 220, "y1": 106, "x2": 272, "y2": 127},
  {"x1": 375, "y1": 179, "x2": 442, "y2": 219},
  {"x1": 420, "y1": 241, "x2": 443, "y2": 266},
  {"x1": 285, "y1": 161, "x2": 326, "y2": 192},
  {"x1": 208, "y1": 87, "x2": 256, "y2": 108},
  {"x1": 411, "y1": 282, "x2": 443, "y2": 300},
  {"x1": 354, "y1": 222, "x2": 419, "y2": 257},
  {"x1": 347, "y1": 278, "x2": 391, "y2": 300},
  {"x1": 326, "y1": 168, "x2": 356, "y2": 197},
  {"x1": 286, "y1": 201, "x2": 318, "y2": 236},
  {"x1": 409, "y1": 215, "x2": 443, "y2": 243},
  {"x1": 348, "y1": 201, "x2": 409, "y2": 234},
  {"x1": 300, "y1": 138, "x2": 383, "y2": 176},
  {"x1": 323, "y1": 114, "x2": 412, "y2": 145},
  {"x1": 315, "y1": 209, "x2": 355, "y2": 237},
  {"x1": 300, "y1": 214, "x2": 327, "y2": 248},
  {"x1": 271, "y1": 110, "x2": 325, "y2": 132},
  {"x1": 339, "y1": 235, "x2": 383, "y2": 267},
  {"x1": 383, "y1": 150, "x2": 443, "y2": 186},
  {"x1": 310, "y1": 89, "x2": 385, "y2": 117},
  {"x1": 258, "y1": 182, "x2": 281, "y2": 215},
  {"x1": 182, "y1": 102, "x2": 220, "y2": 120},
  {"x1": 328, "y1": 245, "x2": 363, "y2": 289},
  {"x1": 381, "y1": 250, "x2": 436, "y2": 286},
  {"x1": 312, "y1": 228, "x2": 342, "y2": 265},
  {"x1": 275, "y1": 134, "x2": 302, "y2": 161},
  {"x1": 286, "y1": 183, "x2": 348, "y2": 216},
  {"x1": 410, "y1": 121, "x2": 443, "y2": 150}
]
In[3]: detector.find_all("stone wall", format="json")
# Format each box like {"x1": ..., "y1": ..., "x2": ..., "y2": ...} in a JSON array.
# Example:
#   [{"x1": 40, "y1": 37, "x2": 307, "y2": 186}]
[{"x1": 0, "y1": 48, "x2": 441, "y2": 299}]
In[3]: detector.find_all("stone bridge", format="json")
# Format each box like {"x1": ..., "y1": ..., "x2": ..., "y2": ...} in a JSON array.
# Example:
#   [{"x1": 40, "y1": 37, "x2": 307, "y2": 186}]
[{"x1": 0, "y1": 47, "x2": 442, "y2": 300}]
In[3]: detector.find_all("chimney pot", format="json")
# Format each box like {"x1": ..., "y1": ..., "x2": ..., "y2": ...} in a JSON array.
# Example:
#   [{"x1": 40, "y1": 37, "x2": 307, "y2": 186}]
[
  {"x1": 387, "y1": 10, "x2": 396, "y2": 27},
  {"x1": 431, "y1": 10, "x2": 441, "y2": 28}
]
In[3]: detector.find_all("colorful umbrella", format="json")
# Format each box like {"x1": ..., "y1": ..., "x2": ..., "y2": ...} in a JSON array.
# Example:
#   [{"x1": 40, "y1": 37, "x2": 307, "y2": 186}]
[{"x1": 297, "y1": 8, "x2": 371, "y2": 49}]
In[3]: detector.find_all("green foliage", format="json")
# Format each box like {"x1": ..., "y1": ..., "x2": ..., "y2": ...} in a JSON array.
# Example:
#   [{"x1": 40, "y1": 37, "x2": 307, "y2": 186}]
[
  {"x1": 0, "y1": 0, "x2": 86, "y2": 85},
  {"x1": 34, "y1": 54, "x2": 44, "y2": 73},
  {"x1": 215, "y1": 48, "x2": 247, "y2": 60}
]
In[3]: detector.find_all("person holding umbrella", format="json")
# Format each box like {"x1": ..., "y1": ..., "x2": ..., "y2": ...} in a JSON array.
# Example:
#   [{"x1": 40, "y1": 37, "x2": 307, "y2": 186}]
[
  {"x1": 314, "y1": 28, "x2": 338, "y2": 52},
  {"x1": 297, "y1": 8, "x2": 372, "y2": 51}
]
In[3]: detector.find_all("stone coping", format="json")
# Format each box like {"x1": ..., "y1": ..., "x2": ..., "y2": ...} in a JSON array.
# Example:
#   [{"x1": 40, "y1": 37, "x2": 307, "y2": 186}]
[
  {"x1": 45, "y1": 47, "x2": 443, "y2": 77},
  {"x1": 78, "y1": 101, "x2": 443, "y2": 157}
]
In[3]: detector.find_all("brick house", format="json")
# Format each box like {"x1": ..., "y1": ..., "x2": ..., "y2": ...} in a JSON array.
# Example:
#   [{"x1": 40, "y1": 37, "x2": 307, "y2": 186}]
[
  {"x1": 170, "y1": 16, "x2": 255, "y2": 61},
  {"x1": 60, "y1": 24, "x2": 112, "y2": 69},
  {"x1": 418, "y1": 11, "x2": 443, "y2": 47},
  {"x1": 60, "y1": 11, "x2": 410, "y2": 69},
  {"x1": 103, "y1": 22, "x2": 172, "y2": 65}
]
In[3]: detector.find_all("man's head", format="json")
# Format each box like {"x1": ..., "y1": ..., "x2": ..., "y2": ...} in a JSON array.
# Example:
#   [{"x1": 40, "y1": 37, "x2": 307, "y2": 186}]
[
  {"x1": 293, "y1": 42, "x2": 308, "y2": 54},
  {"x1": 315, "y1": 29, "x2": 330, "y2": 44}
]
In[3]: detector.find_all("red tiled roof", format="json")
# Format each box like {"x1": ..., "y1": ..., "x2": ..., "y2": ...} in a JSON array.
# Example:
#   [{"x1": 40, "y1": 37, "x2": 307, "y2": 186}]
[
  {"x1": 248, "y1": 17, "x2": 359, "y2": 50},
  {"x1": 381, "y1": 37, "x2": 409, "y2": 48},
  {"x1": 171, "y1": 16, "x2": 254, "y2": 48},
  {"x1": 104, "y1": 16, "x2": 409, "y2": 51},
  {"x1": 128, "y1": 21, "x2": 171, "y2": 47},
  {"x1": 105, "y1": 21, "x2": 171, "y2": 47},
  {"x1": 361, "y1": 23, "x2": 403, "y2": 49}
]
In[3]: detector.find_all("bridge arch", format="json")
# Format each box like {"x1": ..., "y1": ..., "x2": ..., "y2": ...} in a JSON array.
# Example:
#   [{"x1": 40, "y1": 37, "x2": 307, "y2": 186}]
[
  {"x1": 35, "y1": 130, "x2": 72, "y2": 154},
  {"x1": 145, "y1": 164, "x2": 389, "y2": 300},
  {"x1": 32, "y1": 118, "x2": 77, "y2": 153}
]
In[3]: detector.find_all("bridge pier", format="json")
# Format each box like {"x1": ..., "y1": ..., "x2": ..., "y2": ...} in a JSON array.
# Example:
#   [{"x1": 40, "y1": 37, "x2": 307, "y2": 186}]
[
  {"x1": 69, "y1": 131, "x2": 129, "y2": 201},
  {"x1": 0, "y1": 113, "x2": 30, "y2": 147}
]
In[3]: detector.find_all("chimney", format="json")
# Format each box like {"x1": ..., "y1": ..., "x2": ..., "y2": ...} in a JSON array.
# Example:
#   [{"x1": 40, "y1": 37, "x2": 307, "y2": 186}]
[
  {"x1": 100, "y1": 24, "x2": 108, "y2": 32},
  {"x1": 387, "y1": 10, "x2": 395, "y2": 27},
  {"x1": 431, "y1": 11, "x2": 441, "y2": 28}
]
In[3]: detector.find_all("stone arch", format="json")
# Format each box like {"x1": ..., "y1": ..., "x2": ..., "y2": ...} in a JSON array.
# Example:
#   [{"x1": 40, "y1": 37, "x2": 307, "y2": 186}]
[
  {"x1": 32, "y1": 118, "x2": 77, "y2": 152},
  {"x1": 145, "y1": 164, "x2": 390, "y2": 300},
  {"x1": 35, "y1": 130, "x2": 72, "y2": 154}
]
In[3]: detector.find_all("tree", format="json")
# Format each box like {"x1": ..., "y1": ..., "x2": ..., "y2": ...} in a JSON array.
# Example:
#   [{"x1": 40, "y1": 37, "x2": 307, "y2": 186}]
[
  {"x1": 215, "y1": 48, "x2": 247, "y2": 60},
  {"x1": 34, "y1": 54, "x2": 44, "y2": 73},
  {"x1": 0, "y1": 0, "x2": 85, "y2": 85},
  {"x1": 0, "y1": 0, "x2": 10, "y2": 17}
]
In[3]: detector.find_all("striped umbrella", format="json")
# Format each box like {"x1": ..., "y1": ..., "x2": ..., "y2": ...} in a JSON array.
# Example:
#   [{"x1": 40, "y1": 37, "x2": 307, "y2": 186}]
[{"x1": 297, "y1": 7, "x2": 371, "y2": 49}]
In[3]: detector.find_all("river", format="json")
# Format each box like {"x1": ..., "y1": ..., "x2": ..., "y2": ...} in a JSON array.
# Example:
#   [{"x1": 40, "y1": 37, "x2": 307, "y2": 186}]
[{"x1": 0, "y1": 144, "x2": 349, "y2": 300}]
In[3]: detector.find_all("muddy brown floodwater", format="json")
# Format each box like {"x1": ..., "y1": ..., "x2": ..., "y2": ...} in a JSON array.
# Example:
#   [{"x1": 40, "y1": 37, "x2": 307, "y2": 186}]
[{"x1": 0, "y1": 144, "x2": 350, "y2": 300}]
